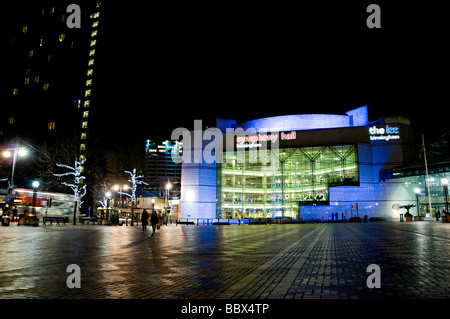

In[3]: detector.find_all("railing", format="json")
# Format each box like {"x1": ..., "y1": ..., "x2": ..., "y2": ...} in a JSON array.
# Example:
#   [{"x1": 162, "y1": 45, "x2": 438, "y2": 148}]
[{"x1": 175, "y1": 217, "x2": 301, "y2": 225}]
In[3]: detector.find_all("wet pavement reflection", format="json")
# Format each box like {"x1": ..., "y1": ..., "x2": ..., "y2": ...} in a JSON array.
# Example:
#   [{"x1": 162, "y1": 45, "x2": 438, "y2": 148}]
[{"x1": 0, "y1": 222, "x2": 449, "y2": 299}]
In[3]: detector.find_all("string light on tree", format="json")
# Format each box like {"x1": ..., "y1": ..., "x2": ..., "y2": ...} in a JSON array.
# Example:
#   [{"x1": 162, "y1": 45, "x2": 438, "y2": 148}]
[
  {"x1": 118, "y1": 168, "x2": 148, "y2": 226},
  {"x1": 54, "y1": 157, "x2": 87, "y2": 225}
]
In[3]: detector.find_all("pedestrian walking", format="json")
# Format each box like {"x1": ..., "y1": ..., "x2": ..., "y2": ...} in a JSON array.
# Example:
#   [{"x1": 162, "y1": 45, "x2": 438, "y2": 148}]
[
  {"x1": 150, "y1": 210, "x2": 158, "y2": 236},
  {"x1": 141, "y1": 209, "x2": 149, "y2": 232}
]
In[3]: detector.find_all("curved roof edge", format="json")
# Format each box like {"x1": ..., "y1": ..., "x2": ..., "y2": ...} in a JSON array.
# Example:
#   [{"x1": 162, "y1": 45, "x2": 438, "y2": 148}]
[{"x1": 237, "y1": 106, "x2": 369, "y2": 132}]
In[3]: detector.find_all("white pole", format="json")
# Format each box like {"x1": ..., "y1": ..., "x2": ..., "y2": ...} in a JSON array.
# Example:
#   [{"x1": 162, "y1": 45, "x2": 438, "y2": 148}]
[{"x1": 422, "y1": 134, "x2": 433, "y2": 221}]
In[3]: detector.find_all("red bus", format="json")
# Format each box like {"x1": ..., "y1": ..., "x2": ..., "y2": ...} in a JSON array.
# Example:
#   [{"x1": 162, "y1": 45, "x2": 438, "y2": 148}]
[{"x1": 7, "y1": 188, "x2": 75, "y2": 221}]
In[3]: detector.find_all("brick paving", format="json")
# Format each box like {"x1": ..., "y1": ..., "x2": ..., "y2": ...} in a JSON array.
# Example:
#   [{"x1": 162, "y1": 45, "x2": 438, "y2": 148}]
[{"x1": 0, "y1": 221, "x2": 450, "y2": 299}]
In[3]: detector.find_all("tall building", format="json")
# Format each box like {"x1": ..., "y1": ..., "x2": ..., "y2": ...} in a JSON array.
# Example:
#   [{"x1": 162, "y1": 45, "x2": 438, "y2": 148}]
[
  {"x1": 144, "y1": 137, "x2": 182, "y2": 199},
  {"x1": 2, "y1": 1, "x2": 103, "y2": 164}
]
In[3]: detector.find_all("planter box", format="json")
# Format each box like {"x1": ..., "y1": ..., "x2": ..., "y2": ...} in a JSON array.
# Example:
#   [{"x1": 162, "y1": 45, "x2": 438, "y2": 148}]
[
  {"x1": 442, "y1": 216, "x2": 449, "y2": 223},
  {"x1": 414, "y1": 216, "x2": 424, "y2": 221},
  {"x1": 405, "y1": 215, "x2": 413, "y2": 222}
]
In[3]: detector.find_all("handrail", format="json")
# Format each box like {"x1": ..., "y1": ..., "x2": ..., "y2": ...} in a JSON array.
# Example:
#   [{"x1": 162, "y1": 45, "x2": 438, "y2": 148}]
[{"x1": 175, "y1": 217, "x2": 298, "y2": 225}]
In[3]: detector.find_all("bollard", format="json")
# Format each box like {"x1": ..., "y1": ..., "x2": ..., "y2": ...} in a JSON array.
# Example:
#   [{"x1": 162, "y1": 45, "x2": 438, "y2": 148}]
[{"x1": 400, "y1": 213, "x2": 404, "y2": 222}]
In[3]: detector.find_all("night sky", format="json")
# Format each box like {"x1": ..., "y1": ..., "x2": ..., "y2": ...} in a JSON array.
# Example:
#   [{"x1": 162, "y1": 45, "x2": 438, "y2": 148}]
[
  {"x1": 5, "y1": 2, "x2": 446, "y2": 143},
  {"x1": 96, "y1": 2, "x2": 445, "y2": 140}
]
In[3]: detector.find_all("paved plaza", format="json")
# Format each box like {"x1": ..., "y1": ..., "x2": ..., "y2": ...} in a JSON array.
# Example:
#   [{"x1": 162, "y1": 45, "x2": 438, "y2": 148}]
[{"x1": 0, "y1": 221, "x2": 450, "y2": 300}]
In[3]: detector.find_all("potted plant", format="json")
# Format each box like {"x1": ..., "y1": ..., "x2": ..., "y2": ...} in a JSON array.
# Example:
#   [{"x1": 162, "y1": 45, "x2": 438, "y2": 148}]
[
  {"x1": 400, "y1": 204, "x2": 416, "y2": 222},
  {"x1": 442, "y1": 211, "x2": 449, "y2": 223}
]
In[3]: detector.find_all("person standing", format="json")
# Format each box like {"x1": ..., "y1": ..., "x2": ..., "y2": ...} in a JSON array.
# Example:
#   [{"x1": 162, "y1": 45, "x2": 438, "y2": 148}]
[
  {"x1": 141, "y1": 209, "x2": 149, "y2": 232},
  {"x1": 150, "y1": 210, "x2": 158, "y2": 236}
]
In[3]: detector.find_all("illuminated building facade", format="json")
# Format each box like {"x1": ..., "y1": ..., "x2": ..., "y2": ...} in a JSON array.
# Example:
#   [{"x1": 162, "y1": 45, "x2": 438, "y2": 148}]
[
  {"x1": 144, "y1": 137, "x2": 183, "y2": 199},
  {"x1": 180, "y1": 106, "x2": 421, "y2": 221}
]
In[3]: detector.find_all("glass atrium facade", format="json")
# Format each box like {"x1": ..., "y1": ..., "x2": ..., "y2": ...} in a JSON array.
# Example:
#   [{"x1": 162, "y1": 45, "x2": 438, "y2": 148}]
[{"x1": 217, "y1": 145, "x2": 359, "y2": 219}]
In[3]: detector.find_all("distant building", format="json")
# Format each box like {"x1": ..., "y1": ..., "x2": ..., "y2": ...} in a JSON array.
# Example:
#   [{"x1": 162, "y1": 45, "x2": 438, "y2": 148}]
[{"x1": 144, "y1": 137, "x2": 182, "y2": 199}]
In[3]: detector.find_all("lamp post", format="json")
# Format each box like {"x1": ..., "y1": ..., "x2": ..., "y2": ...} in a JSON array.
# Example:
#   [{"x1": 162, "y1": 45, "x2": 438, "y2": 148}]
[
  {"x1": 165, "y1": 181, "x2": 171, "y2": 225},
  {"x1": 105, "y1": 191, "x2": 111, "y2": 207},
  {"x1": 32, "y1": 181, "x2": 40, "y2": 216},
  {"x1": 414, "y1": 187, "x2": 421, "y2": 218},
  {"x1": 442, "y1": 178, "x2": 448, "y2": 214},
  {"x1": 3, "y1": 147, "x2": 27, "y2": 190},
  {"x1": 3, "y1": 146, "x2": 27, "y2": 221},
  {"x1": 105, "y1": 191, "x2": 111, "y2": 221}
]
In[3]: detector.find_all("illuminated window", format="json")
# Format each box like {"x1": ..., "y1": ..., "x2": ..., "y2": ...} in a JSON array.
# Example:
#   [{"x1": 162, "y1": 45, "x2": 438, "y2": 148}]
[
  {"x1": 40, "y1": 38, "x2": 43, "y2": 47},
  {"x1": 8, "y1": 117, "x2": 14, "y2": 125},
  {"x1": 59, "y1": 34, "x2": 65, "y2": 42},
  {"x1": 85, "y1": 89, "x2": 91, "y2": 97},
  {"x1": 91, "y1": 30, "x2": 98, "y2": 37},
  {"x1": 42, "y1": 83, "x2": 49, "y2": 91},
  {"x1": 87, "y1": 69, "x2": 93, "y2": 76},
  {"x1": 92, "y1": 21, "x2": 99, "y2": 28},
  {"x1": 25, "y1": 68, "x2": 31, "y2": 75},
  {"x1": 80, "y1": 144, "x2": 86, "y2": 151},
  {"x1": 12, "y1": 88, "x2": 18, "y2": 95},
  {"x1": 83, "y1": 111, "x2": 89, "y2": 118},
  {"x1": 90, "y1": 40, "x2": 96, "y2": 47},
  {"x1": 24, "y1": 77, "x2": 30, "y2": 85},
  {"x1": 84, "y1": 100, "x2": 90, "y2": 107},
  {"x1": 28, "y1": 50, "x2": 34, "y2": 57},
  {"x1": 86, "y1": 79, "x2": 92, "y2": 86},
  {"x1": 50, "y1": 7, "x2": 55, "y2": 14},
  {"x1": 61, "y1": 15, "x2": 66, "y2": 22},
  {"x1": 48, "y1": 55, "x2": 52, "y2": 62},
  {"x1": 34, "y1": 75, "x2": 40, "y2": 83},
  {"x1": 23, "y1": 26, "x2": 27, "y2": 33},
  {"x1": 81, "y1": 132, "x2": 87, "y2": 140},
  {"x1": 89, "y1": 49, "x2": 96, "y2": 56},
  {"x1": 88, "y1": 59, "x2": 94, "y2": 66},
  {"x1": 48, "y1": 122, "x2": 56, "y2": 130},
  {"x1": 82, "y1": 121, "x2": 88, "y2": 129}
]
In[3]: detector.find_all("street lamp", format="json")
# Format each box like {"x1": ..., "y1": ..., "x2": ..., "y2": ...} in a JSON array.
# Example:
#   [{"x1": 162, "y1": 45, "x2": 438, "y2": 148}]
[
  {"x1": 414, "y1": 187, "x2": 421, "y2": 217},
  {"x1": 3, "y1": 145, "x2": 27, "y2": 219},
  {"x1": 32, "y1": 181, "x2": 40, "y2": 216},
  {"x1": 105, "y1": 191, "x2": 112, "y2": 207},
  {"x1": 2, "y1": 147, "x2": 27, "y2": 188},
  {"x1": 442, "y1": 178, "x2": 448, "y2": 214},
  {"x1": 165, "y1": 181, "x2": 172, "y2": 225}
]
